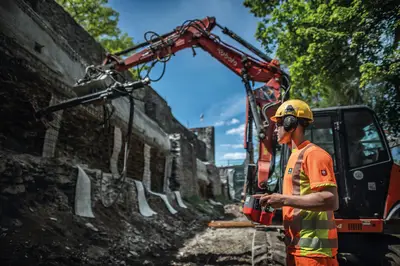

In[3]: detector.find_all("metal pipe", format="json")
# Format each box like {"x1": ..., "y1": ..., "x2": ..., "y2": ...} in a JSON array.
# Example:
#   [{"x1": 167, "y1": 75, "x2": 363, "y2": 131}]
[
  {"x1": 216, "y1": 23, "x2": 290, "y2": 78},
  {"x1": 242, "y1": 73, "x2": 264, "y2": 140},
  {"x1": 114, "y1": 30, "x2": 176, "y2": 56}
]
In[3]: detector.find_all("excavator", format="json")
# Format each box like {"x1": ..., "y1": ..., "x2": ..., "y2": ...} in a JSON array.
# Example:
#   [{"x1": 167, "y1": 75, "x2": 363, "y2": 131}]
[{"x1": 35, "y1": 16, "x2": 400, "y2": 265}]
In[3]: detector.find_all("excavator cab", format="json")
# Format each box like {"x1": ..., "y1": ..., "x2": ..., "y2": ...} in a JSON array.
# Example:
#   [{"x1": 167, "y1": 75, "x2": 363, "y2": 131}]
[
  {"x1": 279, "y1": 105, "x2": 394, "y2": 221},
  {"x1": 271, "y1": 106, "x2": 393, "y2": 217},
  {"x1": 265, "y1": 105, "x2": 400, "y2": 265}
]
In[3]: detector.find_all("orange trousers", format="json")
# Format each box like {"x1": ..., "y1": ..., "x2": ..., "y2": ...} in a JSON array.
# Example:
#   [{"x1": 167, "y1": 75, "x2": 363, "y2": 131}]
[{"x1": 287, "y1": 253, "x2": 339, "y2": 266}]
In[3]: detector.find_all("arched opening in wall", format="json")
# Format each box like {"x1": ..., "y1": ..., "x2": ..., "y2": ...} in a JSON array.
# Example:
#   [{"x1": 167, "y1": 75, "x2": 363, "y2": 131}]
[
  {"x1": 0, "y1": 49, "x2": 51, "y2": 155},
  {"x1": 56, "y1": 106, "x2": 112, "y2": 171},
  {"x1": 206, "y1": 182, "x2": 214, "y2": 199},
  {"x1": 150, "y1": 148, "x2": 165, "y2": 193},
  {"x1": 168, "y1": 156, "x2": 180, "y2": 191},
  {"x1": 198, "y1": 180, "x2": 209, "y2": 199},
  {"x1": 126, "y1": 133, "x2": 144, "y2": 180}
]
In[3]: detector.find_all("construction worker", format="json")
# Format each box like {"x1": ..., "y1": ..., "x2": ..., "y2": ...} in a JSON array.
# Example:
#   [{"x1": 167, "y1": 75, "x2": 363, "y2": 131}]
[{"x1": 256, "y1": 99, "x2": 339, "y2": 266}]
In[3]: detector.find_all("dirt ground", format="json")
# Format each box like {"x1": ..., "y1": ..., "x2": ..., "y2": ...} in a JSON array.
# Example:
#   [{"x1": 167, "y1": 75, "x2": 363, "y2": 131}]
[
  {"x1": 0, "y1": 151, "x2": 258, "y2": 266},
  {"x1": 168, "y1": 204, "x2": 255, "y2": 266},
  {"x1": 3, "y1": 150, "x2": 394, "y2": 266}
]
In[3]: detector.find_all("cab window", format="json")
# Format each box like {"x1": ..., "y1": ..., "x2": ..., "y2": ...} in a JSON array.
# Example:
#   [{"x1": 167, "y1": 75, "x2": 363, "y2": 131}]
[
  {"x1": 344, "y1": 109, "x2": 389, "y2": 168},
  {"x1": 266, "y1": 144, "x2": 282, "y2": 192},
  {"x1": 304, "y1": 116, "x2": 337, "y2": 170}
]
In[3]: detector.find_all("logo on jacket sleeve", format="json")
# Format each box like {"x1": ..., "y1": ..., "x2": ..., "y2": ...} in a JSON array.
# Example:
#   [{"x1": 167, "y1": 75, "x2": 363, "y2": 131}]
[
  {"x1": 321, "y1": 169, "x2": 327, "y2": 176},
  {"x1": 288, "y1": 168, "x2": 293, "y2": 174}
]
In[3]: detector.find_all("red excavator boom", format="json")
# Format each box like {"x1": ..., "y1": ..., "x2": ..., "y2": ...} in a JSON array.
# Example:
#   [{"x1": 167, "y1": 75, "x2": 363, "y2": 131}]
[
  {"x1": 99, "y1": 16, "x2": 291, "y2": 195},
  {"x1": 102, "y1": 17, "x2": 282, "y2": 85},
  {"x1": 38, "y1": 16, "x2": 291, "y2": 197}
]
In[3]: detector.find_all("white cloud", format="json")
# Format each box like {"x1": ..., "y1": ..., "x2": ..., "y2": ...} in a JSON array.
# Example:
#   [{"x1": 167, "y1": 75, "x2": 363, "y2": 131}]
[
  {"x1": 226, "y1": 124, "x2": 245, "y2": 136},
  {"x1": 227, "y1": 118, "x2": 240, "y2": 125},
  {"x1": 220, "y1": 144, "x2": 243, "y2": 149},
  {"x1": 222, "y1": 152, "x2": 246, "y2": 160},
  {"x1": 219, "y1": 96, "x2": 247, "y2": 120},
  {"x1": 214, "y1": 117, "x2": 240, "y2": 127},
  {"x1": 214, "y1": 121, "x2": 225, "y2": 127},
  {"x1": 206, "y1": 94, "x2": 247, "y2": 125}
]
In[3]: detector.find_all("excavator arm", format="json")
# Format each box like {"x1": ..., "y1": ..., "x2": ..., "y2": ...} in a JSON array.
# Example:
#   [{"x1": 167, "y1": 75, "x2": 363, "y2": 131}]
[
  {"x1": 100, "y1": 16, "x2": 290, "y2": 194},
  {"x1": 37, "y1": 16, "x2": 291, "y2": 196},
  {"x1": 102, "y1": 17, "x2": 282, "y2": 83}
]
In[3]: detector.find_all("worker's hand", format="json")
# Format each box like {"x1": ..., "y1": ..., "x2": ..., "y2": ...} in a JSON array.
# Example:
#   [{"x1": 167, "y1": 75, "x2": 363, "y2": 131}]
[{"x1": 258, "y1": 193, "x2": 286, "y2": 209}]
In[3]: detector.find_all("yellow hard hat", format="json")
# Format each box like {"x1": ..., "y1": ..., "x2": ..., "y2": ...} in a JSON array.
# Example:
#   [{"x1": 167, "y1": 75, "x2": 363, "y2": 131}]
[{"x1": 270, "y1": 99, "x2": 313, "y2": 123}]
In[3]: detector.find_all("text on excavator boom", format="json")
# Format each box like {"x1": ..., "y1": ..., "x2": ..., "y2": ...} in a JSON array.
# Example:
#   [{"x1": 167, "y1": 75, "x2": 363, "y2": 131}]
[{"x1": 36, "y1": 16, "x2": 291, "y2": 208}]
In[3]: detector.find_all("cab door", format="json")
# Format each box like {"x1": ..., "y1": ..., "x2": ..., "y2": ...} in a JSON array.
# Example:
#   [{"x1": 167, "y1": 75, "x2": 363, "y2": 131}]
[
  {"x1": 339, "y1": 107, "x2": 392, "y2": 219},
  {"x1": 304, "y1": 110, "x2": 346, "y2": 215}
]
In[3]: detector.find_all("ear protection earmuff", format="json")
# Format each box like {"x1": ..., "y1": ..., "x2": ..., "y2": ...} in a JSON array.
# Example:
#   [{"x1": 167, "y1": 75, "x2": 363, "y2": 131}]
[{"x1": 283, "y1": 115, "x2": 298, "y2": 132}]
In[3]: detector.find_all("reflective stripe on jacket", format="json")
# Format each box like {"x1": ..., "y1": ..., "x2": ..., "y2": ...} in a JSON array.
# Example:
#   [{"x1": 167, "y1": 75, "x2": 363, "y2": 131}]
[{"x1": 282, "y1": 140, "x2": 338, "y2": 257}]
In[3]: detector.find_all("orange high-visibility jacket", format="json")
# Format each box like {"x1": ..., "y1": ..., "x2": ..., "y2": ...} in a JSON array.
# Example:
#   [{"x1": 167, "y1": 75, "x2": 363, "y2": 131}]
[{"x1": 282, "y1": 140, "x2": 338, "y2": 258}]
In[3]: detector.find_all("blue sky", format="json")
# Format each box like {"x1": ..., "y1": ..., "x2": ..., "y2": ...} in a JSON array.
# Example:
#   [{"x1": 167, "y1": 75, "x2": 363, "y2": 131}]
[{"x1": 108, "y1": 0, "x2": 267, "y2": 166}]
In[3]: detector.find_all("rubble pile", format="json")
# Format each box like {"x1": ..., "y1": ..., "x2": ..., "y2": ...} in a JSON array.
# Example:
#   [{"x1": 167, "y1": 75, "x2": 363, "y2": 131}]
[{"x1": 0, "y1": 151, "x2": 225, "y2": 266}]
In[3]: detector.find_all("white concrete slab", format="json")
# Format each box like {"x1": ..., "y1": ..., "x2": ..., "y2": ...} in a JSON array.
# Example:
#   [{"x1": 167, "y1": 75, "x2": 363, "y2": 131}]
[
  {"x1": 173, "y1": 191, "x2": 188, "y2": 209},
  {"x1": 147, "y1": 189, "x2": 178, "y2": 214},
  {"x1": 74, "y1": 165, "x2": 95, "y2": 218},
  {"x1": 133, "y1": 180, "x2": 157, "y2": 217},
  {"x1": 141, "y1": 144, "x2": 177, "y2": 214},
  {"x1": 209, "y1": 199, "x2": 223, "y2": 206}
]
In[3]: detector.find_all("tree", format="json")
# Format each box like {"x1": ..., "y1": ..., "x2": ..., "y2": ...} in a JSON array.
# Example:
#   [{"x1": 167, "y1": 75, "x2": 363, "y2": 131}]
[
  {"x1": 243, "y1": 0, "x2": 400, "y2": 135},
  {"x1": 55, "y1": 0, "x2": 142, "y2": 78}
]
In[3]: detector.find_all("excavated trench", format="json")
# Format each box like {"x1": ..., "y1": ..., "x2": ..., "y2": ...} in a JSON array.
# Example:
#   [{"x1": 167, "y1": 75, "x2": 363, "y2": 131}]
[
  {"x1": 0, "y1": 150, "x2": 257, "y2": 266},
  {"x1": 0, "y1": 37, "x2": 254, "y2": 266},
  {"x1": 0, "y1": 147, "x2": 261, "y2": 266},
  {"x1": 0, "y1": 150, "x2": 225, "y2": 266}
]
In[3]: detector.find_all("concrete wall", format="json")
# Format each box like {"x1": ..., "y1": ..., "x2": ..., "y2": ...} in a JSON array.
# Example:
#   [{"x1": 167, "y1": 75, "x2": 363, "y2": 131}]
[
  {"x1": 0, "y1": 0, "x2": 170, "y2": 150},
  {"x1": 144, "y1": 88, "x2": 208, "y2": 162},
  {"x1": 190, "y1": 127, "x2": 215, "y2": 164},
  {"x1": 0, "y1": 0, "x2": 224, "y2": 200},
  {"x1": 218, "y1": 165, "x2": 245, "y2": 201},
  {"x1": 168, "y1": 134, "x2": 199, "y2": 198},
  {"x1": 196, "y1": 159, "x2": 209, "y2": 185},
  {"x1": 206, "y1": 163, "x2": 222, "y2": 197}
]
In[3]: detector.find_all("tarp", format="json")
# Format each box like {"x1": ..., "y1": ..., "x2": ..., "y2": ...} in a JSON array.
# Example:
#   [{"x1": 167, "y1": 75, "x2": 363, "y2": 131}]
[
  {"x1": 74, "y1": 165, "x2": 95, "y2": 218},
  {"x1": 133, "y1": 180, "x2": 157, "y2": 217}
]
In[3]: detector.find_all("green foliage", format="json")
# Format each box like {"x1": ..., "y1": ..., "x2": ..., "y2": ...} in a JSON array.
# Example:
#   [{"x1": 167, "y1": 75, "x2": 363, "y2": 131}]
[
  {"x1": 244, "y1": 0, "x2": 400, "y2": 135},
  {"x1": 99, "y1": 33, "x2": 134, "y2": 54},
  {"x1": 55, "y1": 0, "x2": 142, "y2": 78}
]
